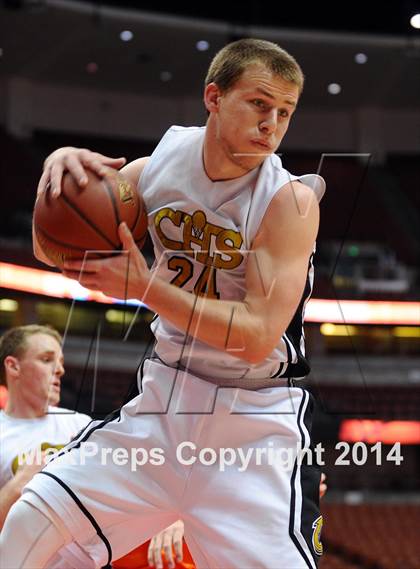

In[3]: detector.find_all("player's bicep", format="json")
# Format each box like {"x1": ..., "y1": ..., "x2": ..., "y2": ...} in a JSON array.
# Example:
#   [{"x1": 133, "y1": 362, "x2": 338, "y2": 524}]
[
  {"x1": 244, "y1": 184, "x2": 319, "y2": 350},
  {"x1": 244, "y1": 240, "x2": 311, "y2": 342}
]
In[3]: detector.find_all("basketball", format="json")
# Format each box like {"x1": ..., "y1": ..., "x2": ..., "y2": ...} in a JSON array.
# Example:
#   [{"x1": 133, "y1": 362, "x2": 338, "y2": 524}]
[{"x1": 33, "y1": 169, "x2": 148, "y2": 268}]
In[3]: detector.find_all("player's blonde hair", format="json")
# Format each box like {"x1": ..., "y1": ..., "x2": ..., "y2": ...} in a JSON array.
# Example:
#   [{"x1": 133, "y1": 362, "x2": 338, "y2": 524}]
[
  {"x1": 205, "y1": 38, "x2": 304, "y2": 94},
  {"x1": 0, "y1": 324, "x2": 62, "y2": 385}
]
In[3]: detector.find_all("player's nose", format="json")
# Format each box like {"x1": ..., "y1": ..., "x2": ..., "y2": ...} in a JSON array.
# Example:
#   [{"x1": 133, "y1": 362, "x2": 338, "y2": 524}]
[
  {"x1": 258, "y1": 110, "x2": 278, "y2": 134},
  {"x1": 55, "y1": 360, "x2": 65, "y2": 377}
]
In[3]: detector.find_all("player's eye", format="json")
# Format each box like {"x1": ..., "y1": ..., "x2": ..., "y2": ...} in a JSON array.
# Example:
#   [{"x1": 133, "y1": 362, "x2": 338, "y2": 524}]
[
  {"x1": 278, "y1": 109, "x2": 289, "y2": 118},
  {"x1": 252, "y1": 99, "x2": 268, "y2": 110}
]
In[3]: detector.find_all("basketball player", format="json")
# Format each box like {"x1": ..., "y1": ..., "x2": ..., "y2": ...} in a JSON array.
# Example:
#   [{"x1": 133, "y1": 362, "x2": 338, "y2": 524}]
[
  {"x1": 1, "y1": 39, "x2": 326, "y2": 568},
  {"x1": 0, "y1": 326, "x2": 186, "y2": 569},
  {"x1": 0, "y1": 325, "x2": 99, "y2": 568},
  {"x1": 0, "y1": 325, "x2": 92, "y2": 529}
]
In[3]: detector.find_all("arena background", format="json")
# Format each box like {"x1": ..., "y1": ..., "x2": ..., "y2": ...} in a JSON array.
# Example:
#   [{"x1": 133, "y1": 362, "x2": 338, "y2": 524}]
[{"x1": 0, "y1": 1, "x2": 419, "y2": 568}]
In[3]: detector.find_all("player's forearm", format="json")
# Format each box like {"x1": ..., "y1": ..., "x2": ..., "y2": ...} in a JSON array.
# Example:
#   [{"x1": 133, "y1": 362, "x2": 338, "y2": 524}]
[
  {"x1": 0, "y1": 478, "x2": 24, "y2": 530},
  {"x1": 142, "y1": 276, "x2": 266, "y2": 363}
]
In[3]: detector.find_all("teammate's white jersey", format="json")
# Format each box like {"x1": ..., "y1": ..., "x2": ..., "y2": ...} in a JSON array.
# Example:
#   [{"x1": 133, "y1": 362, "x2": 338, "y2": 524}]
[
  {"x1": 140, "y1": 126, "x2": 325, "y2": 387},
  {"x1": 0, "y1": 407, "x2": 91, "y2": 487}
]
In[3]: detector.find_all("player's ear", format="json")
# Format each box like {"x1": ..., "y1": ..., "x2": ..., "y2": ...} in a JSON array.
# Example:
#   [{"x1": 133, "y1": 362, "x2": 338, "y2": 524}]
[
  {"x1": 4, "y1": 356, "x2": 20, "y2": 379},
  {"x1": 204, "y1": 83, "x2": 222, "y2": 113}
]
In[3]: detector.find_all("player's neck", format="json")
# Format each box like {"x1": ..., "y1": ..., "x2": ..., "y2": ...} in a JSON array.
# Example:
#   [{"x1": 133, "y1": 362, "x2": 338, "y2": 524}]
[
  {"x1": 203, "y1": 128, "x2": 250, "y2": 182},
  {"x1": 4, "y1": 392, "x2": 48, "y2": 419}
]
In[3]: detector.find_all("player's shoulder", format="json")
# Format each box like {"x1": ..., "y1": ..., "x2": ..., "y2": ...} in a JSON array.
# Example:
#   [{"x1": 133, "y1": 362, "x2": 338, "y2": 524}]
[
  {"x1": 169, "y1": 125, "x2": 204, "y2": 134},
  {"x1": 265, "y1": 154, "x2": 326, "y2": 204},
  {"x1": 0, "y1": 410, "x2": 18, "y2": 425},
  {"x1": 133, "y1": 125, "x2": 203, "y2": 181},
  {"x1": 254, "y1": 179, "x2": 320, "y2": 246},
  {"x1": 271, "y1": 179, "x2": 319, "y2": 217},
  {"x1": 139, "y1": 125, "x2": 205, "y2": 190},
  {"x1": 165, "y1": 125, "x2": 205, "y2": 144}
]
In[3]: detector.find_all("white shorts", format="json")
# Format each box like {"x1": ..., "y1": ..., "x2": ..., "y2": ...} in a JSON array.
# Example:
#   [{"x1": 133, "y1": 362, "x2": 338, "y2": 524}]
[{"x1": 24, "y1": 358, "x2": 322, "y2": 568}]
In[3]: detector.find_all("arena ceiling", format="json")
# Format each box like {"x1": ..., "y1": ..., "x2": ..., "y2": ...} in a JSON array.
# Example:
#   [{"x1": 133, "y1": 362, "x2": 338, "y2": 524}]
[
  {"x1": 1, "y1": 0, "x2": 420, "y2": 109},
  {"x1": 90, "y1": 0, "x2": 420, "y2": 36}
]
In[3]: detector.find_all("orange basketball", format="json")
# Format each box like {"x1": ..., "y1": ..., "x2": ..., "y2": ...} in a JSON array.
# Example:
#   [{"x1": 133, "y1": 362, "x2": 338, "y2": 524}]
[{"x1": 33, "y1": 169, "x2": 147, "y2": 268}]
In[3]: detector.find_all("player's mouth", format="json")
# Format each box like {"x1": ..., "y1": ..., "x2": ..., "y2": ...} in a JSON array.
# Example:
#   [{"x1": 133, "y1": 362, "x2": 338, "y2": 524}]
[{"x1": 251, "y1": 139, "x2": 272, "y2": 151}]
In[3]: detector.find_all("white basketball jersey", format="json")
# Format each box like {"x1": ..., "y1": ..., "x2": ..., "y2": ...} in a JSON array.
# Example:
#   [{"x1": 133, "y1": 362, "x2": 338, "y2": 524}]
[{"x1": 140, "y1": 126, "x2": 325, "y2": 387}]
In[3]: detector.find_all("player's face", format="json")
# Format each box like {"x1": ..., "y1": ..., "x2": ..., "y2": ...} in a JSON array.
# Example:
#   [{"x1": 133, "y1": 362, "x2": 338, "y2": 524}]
[
  {"x1": 16, "y1": 333, "x2": 64, "y2": 408},
  {"x1": 210, "y1": 63, "x2": 299, "y2": 173}
]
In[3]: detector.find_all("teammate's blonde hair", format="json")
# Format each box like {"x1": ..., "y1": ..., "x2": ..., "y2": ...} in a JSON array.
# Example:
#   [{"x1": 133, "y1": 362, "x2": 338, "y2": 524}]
[
  {"x1": 0, "y1": 324, "x2": 62, "y2": 385},
  {"x1": 205, "y1": 38, "x2": 304, "y2": 94}
]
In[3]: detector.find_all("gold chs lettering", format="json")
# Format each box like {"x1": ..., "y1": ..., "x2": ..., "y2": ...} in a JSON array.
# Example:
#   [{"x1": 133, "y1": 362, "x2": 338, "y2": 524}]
[{"x1": 154, "y1": 208, "x2": 244, "y2": 270}]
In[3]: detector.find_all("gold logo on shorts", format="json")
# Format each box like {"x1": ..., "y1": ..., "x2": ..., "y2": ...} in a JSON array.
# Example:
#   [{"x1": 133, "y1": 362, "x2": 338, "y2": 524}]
[
  {"x1": 119, "y1": 180, "x2": 134, "y2": 205},
  {"x1": 312, "y1": 515, "x2": 323, "y2": 556}
]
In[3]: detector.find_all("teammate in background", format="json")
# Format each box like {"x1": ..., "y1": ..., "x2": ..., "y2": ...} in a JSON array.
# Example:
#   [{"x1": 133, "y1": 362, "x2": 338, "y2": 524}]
[
  {"x1": 1, "y1": 38, "x2": 326, "y2": 568},
  {"x1": 0, "y1": 325, "x2": 183, "y2": 569},
  {"x1": 0, "y1": 325, "x2": 91, "y2": 529}
]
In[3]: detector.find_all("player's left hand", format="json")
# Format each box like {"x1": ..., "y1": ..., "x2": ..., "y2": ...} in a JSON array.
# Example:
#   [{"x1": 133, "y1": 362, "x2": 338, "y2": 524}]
[
  {"x1": 147, "y1": 520, "x2": 184, "y2": 569},
  {"x1": 62, "y1": 223, "x2": 150, "y2": 300}
]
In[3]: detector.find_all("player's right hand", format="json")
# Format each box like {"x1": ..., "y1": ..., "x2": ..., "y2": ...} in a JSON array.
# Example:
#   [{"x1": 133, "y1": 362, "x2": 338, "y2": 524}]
[
  {"x1": 147, "y1": 520, "x2": 184, "y2": 569},
  {"x1": 37, "y1": 147, "x2": 126, "y2": 198}
]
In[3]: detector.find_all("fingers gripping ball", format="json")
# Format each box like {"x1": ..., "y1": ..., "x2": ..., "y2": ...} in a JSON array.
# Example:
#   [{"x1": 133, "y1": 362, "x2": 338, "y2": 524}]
[{"x1": 34, "y1": 169, "x2": 148, "y2": 268}]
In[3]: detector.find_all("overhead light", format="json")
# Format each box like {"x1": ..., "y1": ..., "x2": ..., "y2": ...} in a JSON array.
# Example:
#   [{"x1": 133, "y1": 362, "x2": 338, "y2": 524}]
[
  {"x1": 196, "y1": 40, "x2": 209, "y2": 51},
  {"x1": 160, "y1": 71, "x2": 172, "y2": 82},
  {"x1": 410, "y1": 13, "x2": 420, "y2": 29},
  {"x1": 0, "y1": 299, "x2": 18, "y2": 312},
  {"x1": 354, "y1": 52, "x2": 368, "y2": 64},
  {"x1": 120, "y1": 30, "x2": 133, "y2": 42},
  {"x1": 327, "y1": 83, "x2": 341, "y2": 95},
  {"x1": 86, "y1": 62, "x2": 98, "y2": 74}
]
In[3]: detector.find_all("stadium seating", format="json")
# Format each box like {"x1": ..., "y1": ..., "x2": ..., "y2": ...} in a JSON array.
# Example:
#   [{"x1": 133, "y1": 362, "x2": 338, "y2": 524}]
[{"x1": 320, "y1": 503, "x2": 420, "y2": 569}]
